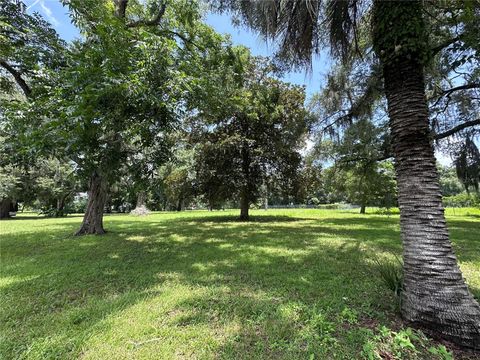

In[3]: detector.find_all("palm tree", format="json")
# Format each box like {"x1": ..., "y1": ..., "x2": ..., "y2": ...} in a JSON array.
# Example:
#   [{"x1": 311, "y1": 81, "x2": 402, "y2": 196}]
[{"x1": 216, "y1": 0, "x2": 480, "y2": 348}]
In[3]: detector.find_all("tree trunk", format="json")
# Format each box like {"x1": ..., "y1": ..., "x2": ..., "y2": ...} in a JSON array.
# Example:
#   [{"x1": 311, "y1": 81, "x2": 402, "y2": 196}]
[
  {"x1": 131, "y1": 191, "x2": 149, "y2": 214},
  {"x1": 359, "y1": 203, "x2": 366, "y2": 214},
  {"x1": 75, "y1": 171, "x2": 107, "y2": 235},
  {"x1": 0, "y1": 198, "x2": 11, "y2": 219},
  {"x1": 176, "y1": 197, "x2": 183, "y2": 212},
  {"x1": 105, "y1": 198, "x2": 112, "y2": 213},
  {"x1": 56, "y1": 197, "x2": 65, "y2": 217},
  {"x1": 239, "y1": 190, "x2": 249, "y2": 221},
  {"x1": 240, "y1": 130, "x2": 251, "y2": 221},
  {"x1": 136, "y1": 191, "x2": 146, "y2": 208},
  {"x1": 376, "y1": 2, "x2": 480, "y2": 348}
]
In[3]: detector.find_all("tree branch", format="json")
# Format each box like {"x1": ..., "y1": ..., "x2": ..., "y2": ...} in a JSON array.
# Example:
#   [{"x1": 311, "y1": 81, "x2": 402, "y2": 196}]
[
  {"x1": 126, "y1": 1, "x2": 166, "y2": 28},
  {"x1": 0, "y1": 60, "x2": 31, "y2": 97},
  {"x1": 439, "y1": 82, "x2": 480, "y2": 97},
  {"x1": 159, "y1": 30, "x2": 204, "y2": 50},
  {"x1": 429, "y1": 82, "x2": 480, "y2": 107},
  {"x1": 338, "y1": 152, "x2": 392, "y2": 165},
  {"x1": 338, "y1": 119, "x2": 480, "y2": 165},
  {"x1": 430, "y1": 34, "x2": 462, "y2": 56},
  {"x1": 434, "y1": 119, "x2": 480, "y2": 141}
]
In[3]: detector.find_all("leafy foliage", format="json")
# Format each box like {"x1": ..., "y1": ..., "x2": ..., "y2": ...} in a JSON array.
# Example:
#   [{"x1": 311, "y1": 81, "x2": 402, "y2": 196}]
[
  {"x1": 191, "y1": 53, "x2": 309, "y2": 214},
  {"x1": 0, "y1": 0, "x2": 66, "y2": 97},
  {"x1": 32, "y1": 158, "x2": 77, "y2": 217},
  {"x1": 0, "y1": 164, "x2": 22, "y2": 200},
  {"x1": 454, "y1": 136, "x2": 480, "y2": 194}
]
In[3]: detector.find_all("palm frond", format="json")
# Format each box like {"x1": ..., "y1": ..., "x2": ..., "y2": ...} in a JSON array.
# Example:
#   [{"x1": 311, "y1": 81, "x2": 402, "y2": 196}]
[{"x1": 212, "y1": 0, "x2": 368, "y2": 67}]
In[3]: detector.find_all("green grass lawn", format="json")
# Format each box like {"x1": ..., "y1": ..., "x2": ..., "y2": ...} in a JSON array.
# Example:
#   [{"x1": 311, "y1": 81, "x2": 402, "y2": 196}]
[{"x1": 1, "y1": 208, "x2": 479, "y2": 359}]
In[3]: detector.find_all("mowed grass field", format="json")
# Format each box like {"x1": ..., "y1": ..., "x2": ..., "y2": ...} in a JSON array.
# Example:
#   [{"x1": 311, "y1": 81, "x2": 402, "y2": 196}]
[{"x1": 1, "y1": 208, "x2": 479, "y2": 359}]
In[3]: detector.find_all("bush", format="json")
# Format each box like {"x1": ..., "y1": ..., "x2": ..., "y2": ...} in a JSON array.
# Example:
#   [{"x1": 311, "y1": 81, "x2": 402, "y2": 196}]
[
  {"x1": 68, "y1": 196, "x2": 88, "y2": 214},
  {"x1": 443, "y1": 192, "x2": 479, "y2": 208}
]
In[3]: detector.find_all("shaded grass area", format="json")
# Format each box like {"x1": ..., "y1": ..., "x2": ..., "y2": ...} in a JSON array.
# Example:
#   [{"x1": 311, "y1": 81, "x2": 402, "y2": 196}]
[{"x1": 0, "y1": 208, "x2": 478, "y2": 359}]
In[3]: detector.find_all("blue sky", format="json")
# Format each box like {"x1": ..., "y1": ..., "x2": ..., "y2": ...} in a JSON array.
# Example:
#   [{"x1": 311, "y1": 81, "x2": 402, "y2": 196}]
[{"x1": 25, "y1": 0, "x2": 330, "y2": 98}]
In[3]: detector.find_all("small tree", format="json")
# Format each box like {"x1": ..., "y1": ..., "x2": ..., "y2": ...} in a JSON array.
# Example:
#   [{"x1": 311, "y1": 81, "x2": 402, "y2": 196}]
[
  {"x1": 334, "y1": 119, "x2": 396, "y2": 213},
  {"x1": 33, "y1": 158, "x2": 77, "y2": 217},
  {"x1": 192, "y1": 53, "x2": 309, "y2": 220},
  {"x1": 454, "y1": 136, "x2": 480, "y2": 194},
  {"x1": 0, "y1": 165, "x2": 22, "y2": 218},
  {"x1": 438, "y1": 164, "x2": 464, "y2": 197}
]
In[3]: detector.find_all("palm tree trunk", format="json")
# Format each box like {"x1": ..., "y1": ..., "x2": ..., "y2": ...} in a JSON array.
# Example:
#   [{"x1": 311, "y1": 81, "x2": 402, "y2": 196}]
[
  {"x1": 372, "y1": 1, "x2": 480, "y2": 348},
  {"x1": 380, "y1": 25, "x2": 480, "y2": 351},
  {"x1": 75, "y1": 171, "x2": 107, "y2": 235}
]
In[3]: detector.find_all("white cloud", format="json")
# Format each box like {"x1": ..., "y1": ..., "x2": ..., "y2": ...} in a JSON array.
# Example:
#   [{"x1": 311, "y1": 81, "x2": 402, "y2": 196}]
[
  {"x1": 39, "y1": 1, "x2": 61, "y2": 27},
  {"x1": 27, "y1": 0, "x2": 61, "y2": 27},
  {"x1": 26, "y1": 0, "x2": 42, "y2": 10}
]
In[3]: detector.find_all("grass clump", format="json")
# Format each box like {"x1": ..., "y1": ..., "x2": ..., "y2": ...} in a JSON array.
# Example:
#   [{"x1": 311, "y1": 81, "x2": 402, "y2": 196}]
[{"x1": 372, "y1": 255, "x2": 404, "y2": 309}]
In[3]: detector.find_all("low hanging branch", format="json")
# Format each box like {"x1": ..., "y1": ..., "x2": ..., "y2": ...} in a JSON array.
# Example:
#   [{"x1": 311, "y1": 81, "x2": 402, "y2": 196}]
[
  {"x1": 318, "y1": 80, "x2": 383, "y2": 133},
  {"x1": 429, "y1": 82, "x2": 480, "y2": 108},
  {"x1": 434, "y1": 118, "x2": 480, "y2": 141},
  {"x1": 440, "y1": 82, "x2": 480, "y2": 95},
  {"x1": 0, "y1": 60, "x2": 31, "y2": 98},
  {"x1": 432, "y1": 82, "x2": 480, "y2": 100}
]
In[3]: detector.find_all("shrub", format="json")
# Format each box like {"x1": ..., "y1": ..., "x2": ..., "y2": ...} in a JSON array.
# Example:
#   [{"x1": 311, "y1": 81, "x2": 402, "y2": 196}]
[
  {"x1": 68, "y1": 196, "x2": 88, "y2": 214},
  {"x1": 443, "y1": 192, "x2": 479, "y2": 208}
]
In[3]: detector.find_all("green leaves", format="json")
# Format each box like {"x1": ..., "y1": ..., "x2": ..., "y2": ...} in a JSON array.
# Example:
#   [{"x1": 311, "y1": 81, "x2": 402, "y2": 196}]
[
  {"x1": 40, "y1": 0, "x2": 207, "y2": 181},
  {"x1": 191, "y1": 54, "x2": 309, "y2": 207},
  {"x1": 0, "y1": 0, "x2": 67, "y2": 97},
  {"x1": 372, "y1": 1, "x2": 429, "y2": 65},
  {"x1": 0, "y1": 165, "x2": 22, "y2": 200}
]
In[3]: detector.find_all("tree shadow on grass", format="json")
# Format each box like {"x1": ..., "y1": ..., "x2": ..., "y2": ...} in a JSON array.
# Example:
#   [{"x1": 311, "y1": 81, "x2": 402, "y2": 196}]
[
  {"x1": 9, "y1": 214, "x2": 86, "y2": 220},
  {"x1": 180, "y1": 214, "x2": 310, "y2": 223},
  {"x1": 0, "y1": 212, "x2": 478, "y2": 358}
]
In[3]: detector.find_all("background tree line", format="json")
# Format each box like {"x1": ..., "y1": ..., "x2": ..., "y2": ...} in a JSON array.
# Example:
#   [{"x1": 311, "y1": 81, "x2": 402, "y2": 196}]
[{"x1": 1, "y1": 0, "x2": 479, "y2": 222}]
